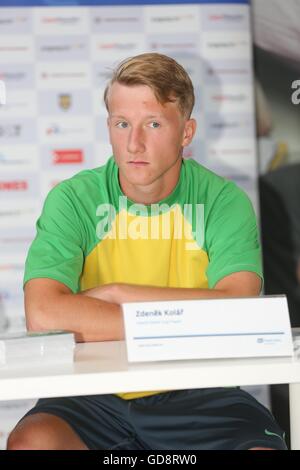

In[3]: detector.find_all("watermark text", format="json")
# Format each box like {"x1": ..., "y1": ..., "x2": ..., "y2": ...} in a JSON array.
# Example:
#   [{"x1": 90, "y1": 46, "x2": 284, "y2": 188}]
[
  {"x1": 291, "y1": 79, "x2": 300, "y2": 105},
  {"x1": 95, "y1": 197, "x2": 205, "y2": 251}
]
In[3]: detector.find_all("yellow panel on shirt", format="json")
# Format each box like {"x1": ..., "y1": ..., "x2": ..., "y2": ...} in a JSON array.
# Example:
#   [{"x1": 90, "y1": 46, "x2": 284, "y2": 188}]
[{"x1": 80, "y1": 206, "x2": 209, "y2": 400}]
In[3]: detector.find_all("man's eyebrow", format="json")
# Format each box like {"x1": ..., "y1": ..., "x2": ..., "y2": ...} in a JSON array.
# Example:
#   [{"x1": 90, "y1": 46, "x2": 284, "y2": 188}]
[
  {"x1": 146, "y1": 114, "x2": 166, "y2": 119},
  {"x1": 110, "y1": 114, "x2": 127, "y2": 119},
  {"x1": 110, "y1": 114, "x2": 166, "y2": 119}
]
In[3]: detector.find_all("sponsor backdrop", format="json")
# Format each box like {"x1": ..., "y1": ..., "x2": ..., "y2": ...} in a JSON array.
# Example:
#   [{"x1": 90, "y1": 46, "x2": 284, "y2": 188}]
[{"x1": 0, "y1": 0, "x2": 262, "y2": 448}]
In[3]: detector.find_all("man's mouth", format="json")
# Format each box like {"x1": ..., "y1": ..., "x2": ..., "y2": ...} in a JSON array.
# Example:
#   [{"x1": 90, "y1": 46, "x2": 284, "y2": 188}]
[{"x1": 128, "y1": 161, "x2": 149, "y2": 166}]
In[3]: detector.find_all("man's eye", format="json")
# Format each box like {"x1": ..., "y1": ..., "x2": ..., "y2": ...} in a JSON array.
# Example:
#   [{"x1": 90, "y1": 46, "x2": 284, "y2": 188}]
[
  {"x1": 149, "y1": 122, "x2": 160, "y2": 129},
  {"x1": 116, "y1": 122, "x2": 128, "y2": 129}
]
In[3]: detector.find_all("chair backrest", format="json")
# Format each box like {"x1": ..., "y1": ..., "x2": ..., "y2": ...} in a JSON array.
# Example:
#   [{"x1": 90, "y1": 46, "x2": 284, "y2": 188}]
[{"x1": 259, "y1": 163, "x2": 300, "y2": 327}]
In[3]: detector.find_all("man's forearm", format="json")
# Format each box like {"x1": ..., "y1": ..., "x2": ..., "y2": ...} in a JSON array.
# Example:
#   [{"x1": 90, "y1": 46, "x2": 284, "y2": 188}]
[
  {"x1": 26, "y1": 288, "x2": 124, "y2": 343},
  {"x1": 85, "y1": 273, "x2": 261, "y2": 305},
  {"x1": 25, "y1": 272, "x2": 260, "y2": 343},
  {"x1": 109, "y1": 284, "x2": 231, "y2": 303}
]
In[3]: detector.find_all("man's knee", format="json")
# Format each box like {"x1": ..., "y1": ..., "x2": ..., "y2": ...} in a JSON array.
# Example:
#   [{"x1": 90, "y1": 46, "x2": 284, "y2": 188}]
[
  {"x1": 8, "y1": 414, "x2": 48, "y2": 450},
  {"x1": 7, "y1": 413, "x2": 87, "y2": 450}
]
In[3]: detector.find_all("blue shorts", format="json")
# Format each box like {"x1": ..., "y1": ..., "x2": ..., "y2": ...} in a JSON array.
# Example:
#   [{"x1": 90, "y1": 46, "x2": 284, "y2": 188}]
[{"x1": 23, "y1": 388, "x2": 287, "y2": 450}]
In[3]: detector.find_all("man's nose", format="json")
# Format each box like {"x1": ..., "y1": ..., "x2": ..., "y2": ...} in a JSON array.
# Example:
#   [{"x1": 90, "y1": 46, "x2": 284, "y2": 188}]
[{"x1": 127, "y1": 126, "x2": 145, "y2": 154}]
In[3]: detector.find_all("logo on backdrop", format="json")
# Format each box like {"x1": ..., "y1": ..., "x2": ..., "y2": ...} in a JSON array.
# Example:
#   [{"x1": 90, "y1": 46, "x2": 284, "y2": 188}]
[
  {"x1": 58, "y1": 93, "x2": 72, "y2": 111},
  {"x1": 0, "y1": 180, "x2": 28, "y2": 191},
  {"x1": 52, "y1": 149, "x2": 84, "y2": 164},
  {"x1": 0, "y1": 123, "x2": 21, "y2": 138},
  {"x1": 40, "y1": 16, "x2": 80, "y2": 26}
]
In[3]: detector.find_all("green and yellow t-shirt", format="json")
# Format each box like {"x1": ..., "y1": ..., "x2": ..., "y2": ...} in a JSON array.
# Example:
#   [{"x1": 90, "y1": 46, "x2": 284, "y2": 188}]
[{"x1": 24, "y1": 156, "x2": 262, "y2": 399}]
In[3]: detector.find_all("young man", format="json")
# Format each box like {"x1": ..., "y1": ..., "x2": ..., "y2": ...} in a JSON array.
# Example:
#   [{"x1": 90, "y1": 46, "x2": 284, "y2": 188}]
[{"x1": 7, "y1": 53, "x2": 286, "y2": 450}]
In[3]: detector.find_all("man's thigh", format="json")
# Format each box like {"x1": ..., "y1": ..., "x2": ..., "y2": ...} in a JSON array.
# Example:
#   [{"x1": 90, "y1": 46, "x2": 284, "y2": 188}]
[
  {"x1": 18, "y1": 394, "x2": 146, "y2": 450},
  {"x1": 130, "y1": 388, "x2": 287, "y2": 450},
  {"x1": 15, "y1": 388, "x2": 287, "y2": 450}
]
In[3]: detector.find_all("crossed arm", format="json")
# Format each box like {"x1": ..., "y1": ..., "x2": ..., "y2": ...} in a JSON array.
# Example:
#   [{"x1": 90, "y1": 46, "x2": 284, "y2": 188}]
[{"x1": 25, "y1": 272, "x2": 261, "y2": 343}]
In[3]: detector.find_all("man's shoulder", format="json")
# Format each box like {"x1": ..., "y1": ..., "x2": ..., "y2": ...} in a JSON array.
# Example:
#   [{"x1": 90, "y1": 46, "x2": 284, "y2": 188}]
[
  {"x1": 184, "y1": 158, "x2": 239, "y2": 199},
  {"x1": 183, "y1": 159, "x2": 254, "y2": 223},
  {"x1": 50, "y1": 156, "x2": 115, "y2": 200}
]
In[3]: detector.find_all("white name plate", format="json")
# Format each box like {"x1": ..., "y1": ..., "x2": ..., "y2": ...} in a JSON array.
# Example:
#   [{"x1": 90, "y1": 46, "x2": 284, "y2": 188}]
[{"x1": 122, "y1": 296, "x2": 293, "y2": 362}]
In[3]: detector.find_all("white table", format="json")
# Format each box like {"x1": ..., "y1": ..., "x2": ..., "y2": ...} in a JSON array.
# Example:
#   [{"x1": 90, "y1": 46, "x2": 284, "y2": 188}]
[{"x1": 1, "y1": 340, "x2": 300, "y2": 449}]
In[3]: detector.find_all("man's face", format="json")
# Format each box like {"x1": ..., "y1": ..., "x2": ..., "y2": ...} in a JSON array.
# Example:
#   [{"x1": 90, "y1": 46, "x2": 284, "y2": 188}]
[{"x1": 107, "y1": 82, "x2": 196, "y2": 202}]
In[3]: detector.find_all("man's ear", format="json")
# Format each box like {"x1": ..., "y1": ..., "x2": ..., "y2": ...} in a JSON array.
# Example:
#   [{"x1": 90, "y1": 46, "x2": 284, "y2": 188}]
[{"x1": 182, "y1": 118, "x2": 197, "y2": 147}]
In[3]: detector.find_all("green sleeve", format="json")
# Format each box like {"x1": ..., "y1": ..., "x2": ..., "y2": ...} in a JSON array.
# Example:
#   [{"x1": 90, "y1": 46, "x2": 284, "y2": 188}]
[
  {"x1": 23, "y1": 182, "x2": 84, "y2": 293},
  {"x1": 205, "y1": 183, "x2": 263, "y2": 289}
]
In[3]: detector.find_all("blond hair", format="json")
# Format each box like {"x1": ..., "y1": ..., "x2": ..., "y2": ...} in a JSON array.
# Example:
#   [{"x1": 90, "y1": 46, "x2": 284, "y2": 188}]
[{"x1": 104, "y1": 53, "x2": 195, "y2": 118}]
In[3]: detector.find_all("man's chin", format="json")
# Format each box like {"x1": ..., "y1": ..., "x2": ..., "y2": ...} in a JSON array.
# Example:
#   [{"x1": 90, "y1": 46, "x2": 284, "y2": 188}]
[
  {"x1": 126, "y1": 176, "x2": 155, "y2": 187},
  {"x1": 120, "y1": 168, "x2": 155, "y2": 187}
]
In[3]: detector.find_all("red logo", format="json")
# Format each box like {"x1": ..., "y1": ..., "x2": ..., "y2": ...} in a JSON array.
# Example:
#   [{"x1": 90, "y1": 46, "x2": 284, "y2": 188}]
[
  {"x1": 0, "y1": 180, "x2": 28, "y2": 190},
  {"x1": 53, "y1": 149, "x2": 84, "y2": 164}
]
